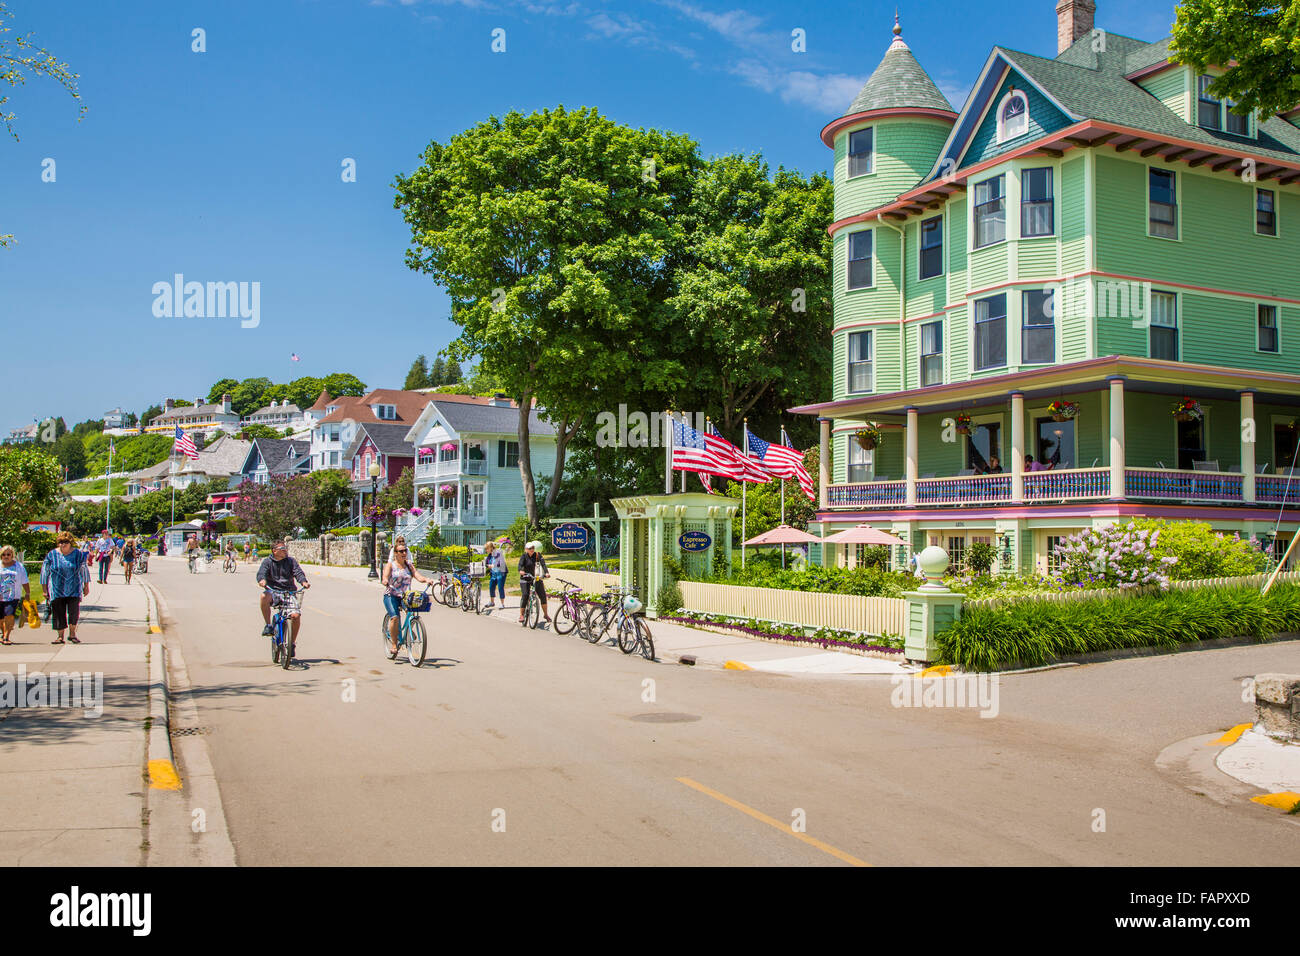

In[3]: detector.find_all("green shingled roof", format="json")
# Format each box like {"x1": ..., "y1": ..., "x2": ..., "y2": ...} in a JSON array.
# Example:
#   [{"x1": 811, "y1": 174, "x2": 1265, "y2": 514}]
[{"x1": 845, "y1": 38, "x2": 953, "y2": 116}]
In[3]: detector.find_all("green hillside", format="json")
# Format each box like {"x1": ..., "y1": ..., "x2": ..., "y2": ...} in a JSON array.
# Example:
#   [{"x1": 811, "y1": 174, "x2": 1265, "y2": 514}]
[{"x1": 82, "y1": 433, "x2": 175, "y2": 476}]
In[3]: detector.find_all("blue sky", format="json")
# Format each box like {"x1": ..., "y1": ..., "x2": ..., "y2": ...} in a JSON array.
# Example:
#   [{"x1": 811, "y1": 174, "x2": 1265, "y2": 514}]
[{"x1": 1, "y1": 0, "x2": 1182, "y2": 428}]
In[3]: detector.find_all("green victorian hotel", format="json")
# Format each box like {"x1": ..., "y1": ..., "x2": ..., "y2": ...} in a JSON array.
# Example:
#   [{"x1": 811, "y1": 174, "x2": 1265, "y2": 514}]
[{"x1": 794, "y1": 1, "x2": 1300, "y2": 575}]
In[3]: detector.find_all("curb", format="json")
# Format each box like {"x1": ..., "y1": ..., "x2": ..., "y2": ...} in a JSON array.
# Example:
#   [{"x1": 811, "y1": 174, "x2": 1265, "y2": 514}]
[
  {"x1": 139, "y1": 578, "x2": 164, "y2": 634},
  {"x1": 147, "y1": 641, "x2": 181, "y2": 790}
]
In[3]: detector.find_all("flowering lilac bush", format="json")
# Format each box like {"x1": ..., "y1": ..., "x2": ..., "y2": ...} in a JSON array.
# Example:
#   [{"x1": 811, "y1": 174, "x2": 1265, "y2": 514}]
[{"x1": 1055, "y1": 522, "x2": 1176, "y2": 590}]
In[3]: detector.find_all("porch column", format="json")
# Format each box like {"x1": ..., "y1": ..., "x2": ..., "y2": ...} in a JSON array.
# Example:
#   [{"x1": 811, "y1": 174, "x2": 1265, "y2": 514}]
[
  {"x1": 905, "y1": 406, "x2": 918, "y2": 507},
  {"x1": 818, "y1": 417, "x2": 831, "y2": 510},
  {"x1": 1241, "y1": 390, "x2": 1256, "y2": 503},
  {"x1": 1010, "y1": 391, "x2": 1025, "y2": 503},
  {"x1": 1108, "y1": 376, "x2": 1126, "y2": 501}
]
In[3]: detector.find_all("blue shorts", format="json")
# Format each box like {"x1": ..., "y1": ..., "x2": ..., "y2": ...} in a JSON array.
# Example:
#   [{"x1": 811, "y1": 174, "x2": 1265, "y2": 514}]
[
  {"x1": 383, "y1": 594, "x2": 403, "y2": 617},
  {"x1": 1, "y1": 599, "x2": 19, "y2": 618}
]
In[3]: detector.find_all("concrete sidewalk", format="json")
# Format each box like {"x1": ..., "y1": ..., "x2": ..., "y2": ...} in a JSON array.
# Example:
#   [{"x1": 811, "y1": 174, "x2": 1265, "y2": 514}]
[
  {"x1": 308, "y1": 562, "x2": 909, "y2": 675},
  {"x1": 0, "y1": 575, "x2": 152, "y2": 865}
]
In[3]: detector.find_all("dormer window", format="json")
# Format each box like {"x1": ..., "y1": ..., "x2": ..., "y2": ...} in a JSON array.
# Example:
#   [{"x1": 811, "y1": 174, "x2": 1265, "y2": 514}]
[
  {"x1": 1199, "y1": 75, "x2": 1252, "y2": 136},
  {"x1": 372, "y1": 404, "x2": 396, "y2": 420},
  {"x1": 996, "y1": 90, "x2": 1029, "y2": 143}
]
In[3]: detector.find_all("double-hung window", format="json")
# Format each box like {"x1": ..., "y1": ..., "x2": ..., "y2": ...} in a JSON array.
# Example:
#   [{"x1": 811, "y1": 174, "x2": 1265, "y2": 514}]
[
  {"x1": 974, "y1": 175, "x2": 1006, "y2": 248},
  {"x1": 1020, "y1": 167, "x2": 1054, "y2": 237},
  {"x1": 1259, "y1": 304, "x2": 1279, "y2": 353},
  {"x1": 919, "y1": 216, "x2": 943, "y2": 279},
  {"x1": 847, "y1": 438, "x2": 872, "y2": 483},
  {"x1": 848, "y1": 128, "x2": 873, "y2": 177},
  {"x1": 1022, "y1": 290, "x2": 1055, "y2": 364},
  {"x1": 920, "y1": 320, "x2": 943, "y2": 386},
  {"x1": 848, "y1": 330, "x2": 872, "y2": 393},
  {"x1": 497, "y1": 440, "x2": 520, "y2": 468},
  {"x1": 1150, "y1": 292, "x2": 1179, "y2": 360},
  {"x1": 1149, "y1": 169, "x2": 1178, "y2": 238},
  {"x1": 1198, "y1": 75, "x2": 1222, "y2": 130},
  {"x1": 847, "y1": 230, "x2": 873, "y2": 290},
  {"x1": 1257, "y1": 188, "x2": 1277, "y2": 236},
  {"x1": 974, "y1": 294, "x2": 1007, "y2": 371},
  {"x1": 1226, "y1": 100, "x2": 1250, "y2": 136}
]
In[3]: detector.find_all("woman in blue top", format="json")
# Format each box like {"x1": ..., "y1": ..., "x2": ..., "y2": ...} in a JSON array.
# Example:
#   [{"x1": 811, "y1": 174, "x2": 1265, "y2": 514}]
[{"x1": 41, "y1": 531, "x2": 91, "y2": 644}]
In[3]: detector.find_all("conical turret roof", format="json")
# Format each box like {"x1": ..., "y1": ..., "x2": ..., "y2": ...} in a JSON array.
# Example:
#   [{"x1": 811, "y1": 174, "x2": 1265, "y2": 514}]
[{"x1": 843, "y1": 17, "x2": 953, "y2": 115}]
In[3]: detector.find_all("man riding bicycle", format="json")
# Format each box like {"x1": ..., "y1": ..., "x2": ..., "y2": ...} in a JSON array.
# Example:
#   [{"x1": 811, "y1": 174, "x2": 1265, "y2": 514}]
[
  {"x1": 223, "y1": 539, "x2": 237, "y2": 569},
  {"x1": 256, "y1": 539, "x2": 310, "y2": 650},
  {"x1": 185, "y1": 534, "x2": 199, "y2": 570},
  {"x1": 517, "y1": 540, "x2": 551, "y2": 626}
]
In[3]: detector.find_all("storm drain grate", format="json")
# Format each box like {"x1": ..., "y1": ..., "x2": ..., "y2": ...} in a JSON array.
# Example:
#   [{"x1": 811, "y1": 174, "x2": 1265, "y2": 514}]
[{"x1": 169, "y1": 726, "x2": 210, "y2": 736}]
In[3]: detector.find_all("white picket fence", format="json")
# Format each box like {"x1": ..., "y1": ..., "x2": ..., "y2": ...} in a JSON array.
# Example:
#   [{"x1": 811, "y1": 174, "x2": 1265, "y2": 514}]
[
  {"x1": 964, "y1": 569, "x2": 1300, "y2": 609},
  {"x1": 679, "y1": 580, "x2": 906, "y2": 636}
]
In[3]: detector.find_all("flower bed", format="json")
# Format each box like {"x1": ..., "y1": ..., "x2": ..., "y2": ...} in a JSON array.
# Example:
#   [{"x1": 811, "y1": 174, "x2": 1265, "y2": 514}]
[{"x1": 940, "y1": 583, "x2": 1300, "y2": 671}]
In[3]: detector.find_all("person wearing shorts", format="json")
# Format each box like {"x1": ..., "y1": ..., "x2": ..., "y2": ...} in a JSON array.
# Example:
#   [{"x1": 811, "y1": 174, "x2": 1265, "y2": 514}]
[
  {"x1": 381, "y1": 540, "x2": 433, "y2": 656},
  {"x1": 41, "y1": 531, "x2": 91, "y2": 644},
  {"x1": 484, "y1": 541, "x2": 508, "y2": 610},
  {"x1": 120, "y1": 538, "x2": 136, "y2": 584},
  {"x1": 0, "y1": 545, "x2": 31, "y2": 645}
]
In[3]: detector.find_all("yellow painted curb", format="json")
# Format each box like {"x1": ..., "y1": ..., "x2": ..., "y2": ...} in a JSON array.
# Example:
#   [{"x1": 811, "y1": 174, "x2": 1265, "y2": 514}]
[
  {"x1": 1207, "y1": 723, "x2": 1253, "y2": 746},
  {"x1": 1250, "y1": 791, "x2": 1300, "y2": 811},
  {"x1": 915, "y1": 664, "x2": 953, "y2": 678},
  {"x1": 148, "y1": 625, "x2": 162, "y2": 634},
  {"x1": 723, "y1": 660, "x2": 752, "y2": 671},
  {"x1": 148, "y1": 759, "x2": 182, "y2": 791}
]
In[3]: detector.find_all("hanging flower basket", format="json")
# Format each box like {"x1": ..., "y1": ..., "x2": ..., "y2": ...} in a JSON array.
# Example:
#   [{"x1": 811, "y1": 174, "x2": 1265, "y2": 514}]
[
  {"x1": 1047, "y1": 400, "x2": 1079, "y2": 422},
  {"x1": 1172, "y1": 398, "x2": 1203, "y2": 423},
  {"x1": 440, "y1": 442, "x2": 456, "y2": 452},
  {"x1": 438, "y1": 484, "x2": 454, "y2": 494},
  {"x1": 410, "y1": 507, "x2": 424, "y2": 517},
  {"x1": 954, "y1": 413, "x2": 973, "y2": 436},
  {"x1": 854, "y1": 424, "x2": 881, "y2": 451}
]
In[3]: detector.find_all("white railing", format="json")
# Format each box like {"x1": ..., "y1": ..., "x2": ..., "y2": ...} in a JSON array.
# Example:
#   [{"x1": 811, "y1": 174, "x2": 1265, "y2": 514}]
[
  {"x1": 416, "y1": 458, "x2": 487, "y2": 478},
  {"x1": 437, "y1": 508, "x2": 487, "y2": 526}
]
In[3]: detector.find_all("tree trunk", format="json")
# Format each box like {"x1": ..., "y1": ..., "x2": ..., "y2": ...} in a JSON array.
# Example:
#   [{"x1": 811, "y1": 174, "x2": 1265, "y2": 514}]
[
  {"x1": 543, "y1": 414, "x2": 583, "y2": 510},
  {"x1": 516, "y1": 393, "x2": 537, "y2": 523}
]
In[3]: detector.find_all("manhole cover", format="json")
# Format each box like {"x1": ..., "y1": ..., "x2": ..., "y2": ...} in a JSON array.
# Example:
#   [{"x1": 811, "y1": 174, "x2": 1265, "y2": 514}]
[{"x1": 629, "y1": 712, "x2": 701, "y2": 723}]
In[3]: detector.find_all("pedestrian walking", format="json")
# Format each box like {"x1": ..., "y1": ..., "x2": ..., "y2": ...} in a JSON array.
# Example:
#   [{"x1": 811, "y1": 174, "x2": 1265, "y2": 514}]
[
  {"x1": 93, "y1": 530, "x2": 114, "y2": 584},
  {"x1": 0, "y1": 545, "x2": 31, "y2": 645},
  {"x1": 41, "y1": 531, "x2": 91, "y2": 644},
  {"x1": 244, "y1": 539, "x2": 253, "y2": 563},
  {"x1": 484, "y1": 541, "x2": 508, "y2": 610},
  {"x1": 120, "y1": 537, "x2": 137, "y2": 585}
]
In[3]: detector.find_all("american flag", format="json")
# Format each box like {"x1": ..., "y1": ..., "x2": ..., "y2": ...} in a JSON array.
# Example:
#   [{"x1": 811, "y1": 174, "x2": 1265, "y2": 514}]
[
  {"x1": 748, "y1": 429, "x2": 816, "y2": 501},
  {"x1": 174, "y1": 425, "x2": 199, "y2": 460},
  {"x1": 671, "y1": 419, "x2": 755, "y2": 483},
  {"x1": 290, "y1": 353, "x2": 300, "y2": 362}
]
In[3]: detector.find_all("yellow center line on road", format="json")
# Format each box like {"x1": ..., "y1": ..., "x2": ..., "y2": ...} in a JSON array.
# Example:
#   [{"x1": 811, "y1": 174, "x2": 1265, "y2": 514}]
[{"x1": 675, "y1": 776, "x2": 870, "y2": 867}]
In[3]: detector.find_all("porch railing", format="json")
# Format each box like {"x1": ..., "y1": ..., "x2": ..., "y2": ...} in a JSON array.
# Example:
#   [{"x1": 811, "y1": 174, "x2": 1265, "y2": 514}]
[
  {"x1": 827, "y1": 467, "x2": 1264, "y2": 509},
  {"x1": 416, "y1": 458, "x2": 488, "y2": 478},
  {"x1": 437, "y1": 508, "x2": 487, "y2": 526}
]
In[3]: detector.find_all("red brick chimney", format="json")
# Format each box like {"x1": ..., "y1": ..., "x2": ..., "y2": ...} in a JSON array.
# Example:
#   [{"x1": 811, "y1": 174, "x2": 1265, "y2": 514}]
[{"x1": 1056, "y1": 0, "x2": 1096, "y2": 55}]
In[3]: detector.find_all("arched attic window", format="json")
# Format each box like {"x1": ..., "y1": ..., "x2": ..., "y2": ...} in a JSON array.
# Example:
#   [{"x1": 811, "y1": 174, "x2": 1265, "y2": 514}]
[{"x1": 997, "y1": 90, "x2": 1029, "y2": 143}]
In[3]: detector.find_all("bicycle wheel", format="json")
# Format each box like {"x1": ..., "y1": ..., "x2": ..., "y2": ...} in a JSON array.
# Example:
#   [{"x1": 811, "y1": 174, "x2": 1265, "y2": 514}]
[
  {"x1": 382, "y1": 613, "x2": 397, "y2": 660},
  {"x1": 583, "y1": 604, "x2": 605, "y2": 643},
  {"x1": 617, "y1": 615, "x2": 637, "y2": 654},
  {"x1": 553, "y1": 600, "x2": 577, "y2": 635},
  {"x1": 635, "y1": 618, "x2": 655, "y2": 661},
  {"x1": 280, "y1": 620, "x2": 293, "y2": 669},
  {"x1": 469, "y1": 579, "x2": 481, "y2": 614},
  {"x1": 441, "y1": 581, "x2": 458, "y2": 608},
  {"x1": 271, "y1": 618, "x2": 281, "y2": 663},
  {"x1": 459, "y1": 581, "x2": 473, "y2": 613},
  {"x1": 407, "y1": 615, "x2": 427, "y2": 667}
]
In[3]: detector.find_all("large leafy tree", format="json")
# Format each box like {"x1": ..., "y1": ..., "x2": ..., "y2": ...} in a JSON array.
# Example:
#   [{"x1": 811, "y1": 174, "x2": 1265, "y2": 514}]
[
  {"x1": 1172, "y1": 0, "x2": 1300, "y2": 116},
  {"x1": 233, "y1": 475, "x2": 316, "y2": 541},
  {"x1": 0, "y1": 444, "x2": 60, "y2": 543},
  {"x1": 1, "y1": 2, "x2": 84, "y2": 247},
  {"x1": 321, "y1": 372, "x2": 366, "y2": 398},
  {"x1": 669, "y1": 157, "x2": 833, "y2": 441},
  {"x1": 394, "y1": 106, "x2": 701, "y2": 520},
  {"x1": 303, "y1": 469, "x2": 353, "y2": 535}
]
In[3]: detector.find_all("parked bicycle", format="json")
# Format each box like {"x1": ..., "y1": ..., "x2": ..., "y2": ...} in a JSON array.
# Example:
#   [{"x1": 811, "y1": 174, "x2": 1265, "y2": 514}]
[
  {"x1": 582, "y1": 584, "x2": 637, "y2": 645},
  {"x1": 616, "y1": 596, "x2": 654, "y2": 660},
  {"x1": 136, "y1": 548, "x2": 149, "y2": 574},
  {"x1": 519, "y1": 572, "x2": 545, "y2": 628},
  {"x1": 381, "y1": 586, "x2": 430, "y2": 667},
  {"x1": 267, "y1": 587, "x2": 304, "y2": 669},
  {"x1": 551, "y1": 579, "x2": 585, "y2": 635}
]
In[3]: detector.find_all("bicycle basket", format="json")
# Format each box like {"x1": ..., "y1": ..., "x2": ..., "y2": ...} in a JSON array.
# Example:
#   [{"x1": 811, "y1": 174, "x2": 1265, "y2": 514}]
[{"x1": 403, "y1": 590, "x2": 431, "y2": 612}]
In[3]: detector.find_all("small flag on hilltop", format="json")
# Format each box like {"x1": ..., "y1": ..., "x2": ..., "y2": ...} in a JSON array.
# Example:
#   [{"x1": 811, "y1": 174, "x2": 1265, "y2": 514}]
[
  {"x1": 174, "y1": 425, "x2": 200, "y2": 461},
  {"x1": 290, "y1": 353, "x2": 300, "y2": 362},
  {"x1": 748, "y1": 429, "x2": 816, "y2": 501}
]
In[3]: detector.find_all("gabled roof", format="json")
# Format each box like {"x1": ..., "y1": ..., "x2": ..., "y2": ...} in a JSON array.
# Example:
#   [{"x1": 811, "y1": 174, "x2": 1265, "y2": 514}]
[
  {"x1": 342, "y1": 422, "x2": 418, "y2": 461},
  {"x1": 314, "y1": 388, "x2": 429, "y2": 426},
  {"x1": 417, "y1": 399, "x2": 557, "y2": 440},
  {"x1": 307, "y1": 390, "x2": 333, "y2": 412},
  {"x1": 843, "y1": 21, "x2": 952, "y2": 116},
  {"x1": 241, "y1": 437, "x2": 311, "y2": 476},
  {"x1": 180, "y1": 436, "x2": 251, "y2": 476},
  {"x1": 1122, "y1": 37, "x2": 1173, "y2": 75}
]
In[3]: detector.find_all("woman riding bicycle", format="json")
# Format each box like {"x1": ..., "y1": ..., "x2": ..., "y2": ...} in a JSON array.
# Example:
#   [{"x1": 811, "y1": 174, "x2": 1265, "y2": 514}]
[
  {"x1": 517, "y1": 540, "x2": 551, "y2": 626},
  {"x1": 381, "y1": 537, "x2": 433, "y2": 656}
]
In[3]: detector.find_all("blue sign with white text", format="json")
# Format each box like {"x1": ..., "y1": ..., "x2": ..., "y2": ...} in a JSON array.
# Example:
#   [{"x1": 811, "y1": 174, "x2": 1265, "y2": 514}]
[
  {"x1": 678, "y1": 530, "x2": 712, "y2": 553},
  {"x1": 552, "y1": 523, "x2": 590, "y2": 551}
]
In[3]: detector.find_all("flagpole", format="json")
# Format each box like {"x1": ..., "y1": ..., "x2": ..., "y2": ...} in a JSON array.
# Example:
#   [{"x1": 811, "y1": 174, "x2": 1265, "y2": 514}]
[
  {"x1": 780, "y1": 425, "x2": 788, "y2": 569},
  {"x1": 679, "y1": 412, "x2": 687, "y2": 494},
  {"x1": 664, "y1": 410, "x2": 672, "y2": 495},
  {"x1": 106, "y1": 439, "x2": 113, "y2": 534},
  {"x1": 741, "y1": 418, "x2": 747, "y2": 570}
]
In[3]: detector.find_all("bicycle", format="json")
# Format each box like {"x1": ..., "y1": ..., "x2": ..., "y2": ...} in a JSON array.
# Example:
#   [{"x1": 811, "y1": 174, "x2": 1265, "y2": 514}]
[
  {"x1": 223, "y1": 551, "x2": 237, "y2": 573},
  {"x1": 616, "y1": 596, "x2": 655, "y2": 660},
  {"x1": 581, "y1": 584, "x2": 633, "y2": 644},
  {"x1": 519, "y1": 572, "x2": 546, "y2": 628},
  {"x1": 266, "y1": 587, "x2": 304, "y2": 669},
  {"x1": 187, "y1": 550, "x2": 198, "y2": 574},
  {"x1": 456, "y1": 568, "x2": 481, "y2": 614},
  {"x1": 439, "y1": 563, "x2": 464, "y2": 608},
  {"x1": 136, "y1": 549, "x2": 149, "y2": 574},
  {"x1": 551, "y1": 579, "x2": 584, "y2": 635},
  {"x1": 381, "y1": 587, "x2": 430, "y2": 667}
]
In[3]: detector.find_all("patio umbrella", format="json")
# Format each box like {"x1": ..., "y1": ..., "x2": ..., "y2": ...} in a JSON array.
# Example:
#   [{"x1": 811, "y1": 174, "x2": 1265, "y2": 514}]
[
  {"x1": 742, "y1": 524, "x2": 822, "y2": 546},
  {"x1": 821, "y1": 523, "x2": 907, "y2": 546}
]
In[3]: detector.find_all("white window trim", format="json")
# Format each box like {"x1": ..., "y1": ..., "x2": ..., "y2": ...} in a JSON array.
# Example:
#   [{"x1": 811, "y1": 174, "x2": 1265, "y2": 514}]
[
  {"x1": 1254, "y1": 187, "x2": 1280, "y2": 239},
  {"x1": 995, "y1": 90, "x2": 1030, "y2": 144},
  {"x1": 1146, "y1": 165, "x2": 1181, "y2": 242},
  {"x1": 1148, "y1": 288, "x2": 1181, "y2": 361},
  {"x1": 846, "y1": 329, "x2": 873, "y2": 395},
  {"x1": 845, "y1": 434, "x2": 875, "y2": 483},
  {"x1": 846, "y1": 125, "x2": 875, "y2": 180},
  {"x1": 845, "y1": 228, "x2": 875, "y2": 291},
  {"x1": 971, "y1": 293, "x2": 1009, "y2": 373},
  {"x1": 971, "y1": 173, "x2": 1008, "y2": 250},
  {"x1": 919, "y1": 318, "x2": 944, "y2": 387},
  {"x1": 1257, "y1": 302, "x2": 1281, "y2": 354},
  {"x1": 1018, "y1": 164, "x2": 1057, "y2": 240},
  {"x1": 1019, "y1": 288, "x2": 1058, "y2": 367}
]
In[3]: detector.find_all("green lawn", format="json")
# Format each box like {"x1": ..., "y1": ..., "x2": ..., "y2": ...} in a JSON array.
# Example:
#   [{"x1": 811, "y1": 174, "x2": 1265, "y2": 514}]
[{"x1": 63, "y1": 478, "x2": 113, "y2": 495}]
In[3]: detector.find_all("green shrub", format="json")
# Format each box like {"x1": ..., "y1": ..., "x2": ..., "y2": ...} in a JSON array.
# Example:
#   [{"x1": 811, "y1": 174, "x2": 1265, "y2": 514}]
[
  {"x1": 940, "y1": 583, "x2": 1300, "y2": 671},
  {"x1": 698, "y1": 563, "x2": 912, "y2": 597},
  {"x1": 1131, "y1": 519, "x2": 1269, "y2": 580},
  {"x1": 966, "y1": 541, "x2": 996, "y2": 576},
  {"x1": 657, "y1": 580, "x2": 684, "y2": 614}
]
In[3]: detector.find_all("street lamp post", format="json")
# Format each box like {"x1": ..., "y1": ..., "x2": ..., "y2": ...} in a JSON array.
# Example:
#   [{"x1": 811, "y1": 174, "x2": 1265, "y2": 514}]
[{"x1": 367, "y1": 460, "x2": 381, "y2": 579}]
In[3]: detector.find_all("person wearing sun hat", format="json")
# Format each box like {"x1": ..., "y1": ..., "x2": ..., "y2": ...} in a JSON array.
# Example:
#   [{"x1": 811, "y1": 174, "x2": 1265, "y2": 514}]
[{"x1": 517, "y1": 540, "x2": 551, "y2": 625}]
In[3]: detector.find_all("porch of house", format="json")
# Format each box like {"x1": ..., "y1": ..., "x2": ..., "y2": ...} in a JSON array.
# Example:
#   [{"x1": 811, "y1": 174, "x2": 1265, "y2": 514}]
[{"x1": 796, "y1": 356, "x2": 1300, "y2": 574}]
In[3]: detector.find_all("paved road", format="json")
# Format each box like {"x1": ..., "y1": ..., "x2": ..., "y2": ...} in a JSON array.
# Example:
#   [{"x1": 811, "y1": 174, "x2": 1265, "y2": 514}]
[{"x1": 152, "y1": 557, "x2": 1300, "y2": 865}]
